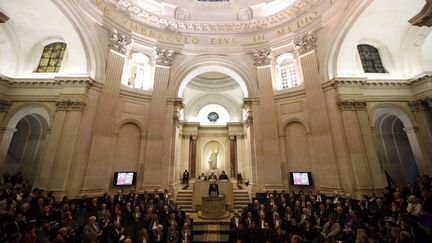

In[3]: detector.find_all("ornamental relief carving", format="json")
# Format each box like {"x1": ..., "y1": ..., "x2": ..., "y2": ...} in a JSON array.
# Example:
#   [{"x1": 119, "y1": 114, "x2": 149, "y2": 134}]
[
  {"x1": 154, "y1": 49, "x2": 175, "y2": 66},
  {"x1": 106, "y1": 0, "x2": 332, "y2": 34},
  {"x1": 110, "y1": 30, "x2": 131, "y2": 54},
  {"x1": 295, "y1": 32, "x2": 317, "y2": 55},
  {"x1": 56, "y1": 99, "x2": 86, "y2": 111},
  {"x1": 252, "y1": 49, "x2": 271, "y2": 67},
  {"x1": 337, "y1": 100, "x2": 367, "y2": 111}
]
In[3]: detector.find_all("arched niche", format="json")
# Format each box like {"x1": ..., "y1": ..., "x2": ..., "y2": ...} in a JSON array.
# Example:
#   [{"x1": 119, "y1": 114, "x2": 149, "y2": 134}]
[
  {"x1": 199, "y1": 140, "x2": 227, "y2": 175},
  {"x1": 371, "y1": 105, "x2": 422, "y2": 183},
  {"x1": 3, "y1": 114, "x2": 49, "y2": 183}
]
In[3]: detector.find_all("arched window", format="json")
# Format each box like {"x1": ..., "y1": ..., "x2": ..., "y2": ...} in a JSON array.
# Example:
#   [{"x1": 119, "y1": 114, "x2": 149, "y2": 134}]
[
  {"x1": 357, "y1": 44, "x2": 386, "y2": 73},
  {"x1": 123, "y1": 53, "x2": 152, "y2": 90},
  {"x1": 35, "y1": 42, "x2": 67, "y2": 73},
  {"x1": 277, "y1": 54, "x2": 300, "y2": 90}
]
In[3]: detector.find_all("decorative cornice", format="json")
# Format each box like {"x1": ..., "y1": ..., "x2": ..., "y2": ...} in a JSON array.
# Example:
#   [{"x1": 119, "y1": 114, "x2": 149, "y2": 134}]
[
  {"x1": 56, "y1": 99, "x2": 86, "y2": 112},
  {"x1": 331, "y1": 78, "x2": 411, "y2": 88},
  {"x1": 110, "y1": 29, "x2": 131, "y2": 54},
  {"x1": 252, "y1": 49, "x2": 271, "y2": 67},
  {"x1": 0, "y1": 99, "x2": 11, "y2": 112},
  {"x1": 295, "y1": 32, "x2": 317, "y2": 55},
  {"x1": 105, "y1": 0, "x2": 328, "y2": 34},
  {"x1": 3, "y1": 77, "x2": 94, "y2": 88},
  {"x1": 337, "y1": 100, "x2": 367, "y2": 111},
  {"x1": 154, "y1": 49, "x2": 175, "y2": 66}
]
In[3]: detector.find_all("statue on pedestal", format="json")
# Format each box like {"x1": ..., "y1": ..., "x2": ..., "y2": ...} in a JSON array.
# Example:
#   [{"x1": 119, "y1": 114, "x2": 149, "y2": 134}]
[{"x1": 208, "y1": 147, "x2": 219, "y2": 170}]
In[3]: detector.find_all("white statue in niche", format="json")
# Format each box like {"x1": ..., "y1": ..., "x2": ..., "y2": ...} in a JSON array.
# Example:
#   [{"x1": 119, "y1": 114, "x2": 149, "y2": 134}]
[{"x1": 208, "y1": 147, "x2": 219, "y2": 170}]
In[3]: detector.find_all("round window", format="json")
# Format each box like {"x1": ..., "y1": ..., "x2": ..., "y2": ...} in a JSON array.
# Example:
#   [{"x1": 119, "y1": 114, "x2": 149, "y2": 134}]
[{"x1": 207, "y1": 112, "x2": 219, "y2": 122}]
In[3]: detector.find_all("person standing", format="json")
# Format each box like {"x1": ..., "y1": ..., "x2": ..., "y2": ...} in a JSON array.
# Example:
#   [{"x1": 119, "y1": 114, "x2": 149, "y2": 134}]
[{"x1": 182, "y1": 170, "x2": 189, "y2": 185}]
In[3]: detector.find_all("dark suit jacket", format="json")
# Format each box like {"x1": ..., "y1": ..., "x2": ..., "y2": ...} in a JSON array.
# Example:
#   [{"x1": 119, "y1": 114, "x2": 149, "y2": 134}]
[{"x1": 208, "y1": 184, "x2": 219, "y2": 195}]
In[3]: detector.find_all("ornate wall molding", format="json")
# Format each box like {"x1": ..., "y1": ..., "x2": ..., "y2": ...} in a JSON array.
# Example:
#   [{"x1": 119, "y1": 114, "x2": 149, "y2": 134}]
[
  {"x1": 3, "y1": 77, "x2": 93, "y2": 88},
  {"x1": 110, "y1": 30, "x2": 131, "y2": 54},
  {"x1": 252, "y1": 49, "x2": 271, "y2": 67},
  {"x1": 154, "y1": 49, "x2": 175, "y2": 66},
  {"x1": 337, "y1": 100, "x2": 367, "y2": 111},
  {"x1": 295, "y1": 32, "x2": 317, "y2": 55},
  {"x1": 56, "y1": 99, "x2": 86, "y2": 112},
  {"x1": 103, "y1": 0, "x2": 332, "y2": 34}
]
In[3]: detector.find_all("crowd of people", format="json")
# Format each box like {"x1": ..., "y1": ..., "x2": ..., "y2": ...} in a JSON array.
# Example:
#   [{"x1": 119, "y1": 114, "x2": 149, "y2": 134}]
[
  {"x1": 2, "y1": 171, "x2": 432, "y2": 243},
  {"x1": 0, "y1": 172, "x2": 192, "y2": 243},
  {"x1": 229, "y1": 175, "x2": 432, "y2": 243}
]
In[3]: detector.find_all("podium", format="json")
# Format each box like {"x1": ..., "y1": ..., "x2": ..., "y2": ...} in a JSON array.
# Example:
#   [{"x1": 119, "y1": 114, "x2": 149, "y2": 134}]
[
  {"x1": 198, "y1": 195, "x2": 230, "y2": 219},
  {"x1": 192, "y1": 180, "x2": 233, "y2": 209}
]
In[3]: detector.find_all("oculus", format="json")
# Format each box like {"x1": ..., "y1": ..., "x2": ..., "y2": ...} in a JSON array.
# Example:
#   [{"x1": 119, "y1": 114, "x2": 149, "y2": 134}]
[{"x1": 207, "y1": 112, "x2": 219, "y2": 122}]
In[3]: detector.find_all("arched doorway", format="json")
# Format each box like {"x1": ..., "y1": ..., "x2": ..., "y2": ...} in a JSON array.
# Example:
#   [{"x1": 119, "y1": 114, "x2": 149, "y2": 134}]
[
  {"x1": 4, "y1": 114, "x2": 48, "y2": 183},
  {"x1": 374, "y1": 109, "x2": 419, "y2": 183}
]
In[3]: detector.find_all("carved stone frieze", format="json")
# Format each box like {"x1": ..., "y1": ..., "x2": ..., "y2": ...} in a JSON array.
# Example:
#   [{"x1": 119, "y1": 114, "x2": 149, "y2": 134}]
[
  {"x1": 295, "y1": 32, "x2": 317, "y2": 55},
  {"x1": 0, "y1": 99, "x2": 11, "y2": 112},
  {"x1": 252, "y1": 49, "x2": 271, "y2": 67},
  {"x1": 337, "y1": 100, "x2": 367, "y2": 111},
  {"x1": 110, "y1": 29, "x2": 131, "y2": 54},
  {"x1": 155, "y1": 49, "x2": 175, "y2": 66},
  {"x1": 106, "y1": 0, "x2": 327, "y2": 34},
  {"x1": 56, "y1": 99, "x2": 86, "y2": 111}
]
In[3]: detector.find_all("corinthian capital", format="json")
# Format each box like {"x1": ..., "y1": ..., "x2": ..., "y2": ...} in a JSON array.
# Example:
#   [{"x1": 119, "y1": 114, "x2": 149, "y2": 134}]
[
  {"x1": 155, "y1": 49, "x2": 175, "y2": 66},
  {"x1": 110, "y1": 30, "x2": 130, "y2": 54},
  {"x1": 252, "y1": 49, "x2": 271, "y2": 67},
  {"x1": 295, "y1": 32, "x2": 317, "y2": 55}
]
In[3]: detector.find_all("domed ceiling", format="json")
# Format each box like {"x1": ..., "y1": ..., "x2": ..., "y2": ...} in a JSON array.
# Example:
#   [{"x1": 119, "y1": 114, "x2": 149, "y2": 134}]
[{"x1": 135, "y1": 0, "x2": 296, "y2": 22}]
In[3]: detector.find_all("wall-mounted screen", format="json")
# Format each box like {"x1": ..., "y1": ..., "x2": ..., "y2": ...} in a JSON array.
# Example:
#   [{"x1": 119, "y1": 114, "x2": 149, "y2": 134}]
[
  {"x1": 113, "y1": 172, "x2": 137, "y2": 186},
  {"x1": 289, "y1": 172, "x2": 312, "y2": 186}
]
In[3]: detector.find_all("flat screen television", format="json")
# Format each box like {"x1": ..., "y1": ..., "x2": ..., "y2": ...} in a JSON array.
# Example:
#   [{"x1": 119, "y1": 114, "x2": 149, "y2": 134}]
[
  {"x1": 113, "y1": 172, "x2": 137, "y2": 186},
  {"x1": 289, "y1": 172, "x2": 312, "y2": 186}
]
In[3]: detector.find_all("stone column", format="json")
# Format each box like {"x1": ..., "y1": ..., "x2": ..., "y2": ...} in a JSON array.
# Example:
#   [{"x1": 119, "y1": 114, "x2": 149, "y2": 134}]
[
  {"x1": 0, "y1": 99, "x2": 13, "y2": 168},
  {"x1": 243, "y1": 99, "x2": 258, "y2": 192},
  {"x1": 406, "y1": 98, "x2": 432, "y2": 174},
  {"x1": 295, "y1": 33, "x2": 341, "y2": 192},
  {"x1": 81, "y1": 31, "x2": 129, "y2": 195},
  {"x1": 337, "y1": 100, "x2": 386, "y2": 196},
  {"x1": 251, "y1": 51, "x2": 284, "y2": 191},
  {"x1": 189, "y1": 136, "x2": 197, "y2": 178},
  {"x1": 47, "y1": 98, "x2": 87, "y2": 197},
  {"x1": 142, "y1": 49, "x2": 175, "y2": 190},
  {"x1": 229, "y1": 135, "x2": 237, "y2": 178}
]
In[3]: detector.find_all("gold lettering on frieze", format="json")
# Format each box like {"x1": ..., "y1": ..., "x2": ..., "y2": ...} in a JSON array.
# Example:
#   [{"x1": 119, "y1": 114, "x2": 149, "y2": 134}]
[
  {"x1": 94, "y1": 0, "x2": 337, "y2": 47},
  {"x1": 253, "y1": 34, "x2": 265, "y2": 43},
  {"x1": 210, "y1": 38, "x2": 238, "y2": 45}
]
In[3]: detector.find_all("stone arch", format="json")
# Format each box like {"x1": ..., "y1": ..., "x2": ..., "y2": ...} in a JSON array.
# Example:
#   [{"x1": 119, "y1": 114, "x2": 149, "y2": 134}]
[
  {"x1": 170, "y1": 56, "x2": 255, "y2": 98},
  {"x1": 279, "y1": 116, "x2": 311, "y2": 137},
  {"x1": 114, "y1": 118, "x2": 146, "y2": 137},
  {"x1": 371, "y1": 104, "x2": 426, "y2": 183},
  {"x1": 3, "y1": 103, "x2": 54, "y2": 130}
]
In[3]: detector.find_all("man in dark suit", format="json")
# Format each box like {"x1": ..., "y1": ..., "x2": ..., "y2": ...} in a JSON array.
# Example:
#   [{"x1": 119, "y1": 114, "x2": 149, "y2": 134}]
[
  {"x1": 182, "y1": 170, "x2": 189, "y2": 184},
  {"x1": 208, "y1": 172, "x2": 217, "y2": 181},
  {"x1": 208, "y1": 181, "x2": 219, "y2": 196}
]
